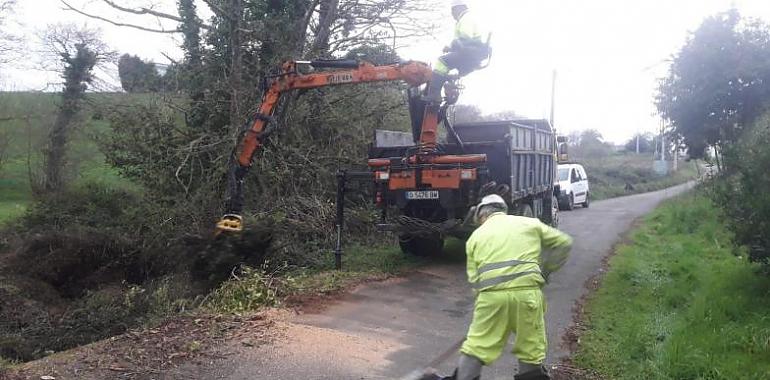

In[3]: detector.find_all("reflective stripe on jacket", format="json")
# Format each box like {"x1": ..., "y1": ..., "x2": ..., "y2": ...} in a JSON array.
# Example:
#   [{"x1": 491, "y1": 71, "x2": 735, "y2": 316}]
[{"x1": 465, "y1": 213, "x2": 573, "y2": 292}]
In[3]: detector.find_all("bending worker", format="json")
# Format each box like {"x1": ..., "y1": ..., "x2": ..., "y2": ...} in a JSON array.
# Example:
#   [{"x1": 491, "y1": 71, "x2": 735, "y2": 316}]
[
  {"x1": 425, "y1": 0, "x2": 491, "y2": 103},
  {"x1": 451, "y1": 194, "x2": 573, "y2": 380}
]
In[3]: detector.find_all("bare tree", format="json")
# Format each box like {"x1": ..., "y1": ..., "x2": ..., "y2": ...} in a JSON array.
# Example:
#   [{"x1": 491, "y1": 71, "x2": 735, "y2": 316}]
[
  {"x1": 0, "y1": 0, "x2": 22, "y2": 66},
  {"x1": 40, "y1": 24, "x2": 115, "y2": 193},
  {"x1": 59, "y1": 0, "x2": 210, "y2": 33}
]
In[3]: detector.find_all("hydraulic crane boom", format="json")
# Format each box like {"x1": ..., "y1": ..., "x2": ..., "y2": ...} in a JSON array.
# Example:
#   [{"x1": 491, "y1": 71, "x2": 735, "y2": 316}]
[{"x1": 216, "y1": 59, "x2": 442, "y2": 233}]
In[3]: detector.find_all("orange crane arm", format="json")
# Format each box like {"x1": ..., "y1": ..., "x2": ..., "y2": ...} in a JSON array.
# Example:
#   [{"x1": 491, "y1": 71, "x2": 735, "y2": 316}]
[
  {"x1": 217, "y1": 59, "x2": 438, "y2": 233},
  {"x1": 236, "y1": 60, "x2": 434, "y2": 167}
]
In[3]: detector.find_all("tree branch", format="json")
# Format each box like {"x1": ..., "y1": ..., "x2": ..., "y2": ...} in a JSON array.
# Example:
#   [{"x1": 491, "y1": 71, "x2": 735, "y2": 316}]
[
  {"x1": 200, "y1": 0, "x2": 231, "y2": 20},
  {"x1": 60, "y1": 0, "x2": 181, "y2": 33},
  {"x1": 101, "y1": 0, "x2": 183, "y2": 22}
]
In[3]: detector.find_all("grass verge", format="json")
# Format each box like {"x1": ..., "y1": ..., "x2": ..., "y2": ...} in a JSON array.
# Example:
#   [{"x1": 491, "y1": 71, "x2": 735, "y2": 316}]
[{"x1": 572, "y1": 192, "x2": 770, "y2": 379}]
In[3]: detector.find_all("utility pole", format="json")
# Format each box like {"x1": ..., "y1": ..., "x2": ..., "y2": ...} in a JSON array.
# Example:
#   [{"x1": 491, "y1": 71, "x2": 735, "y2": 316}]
[
  {"x1": 636, "y1": 134, "x2": 640, "y2": 154},
  {"x1": 660, "y1": 119, "x2": 666, "y2": 161},
  {"x1": 673, "y1": 137, "x2": 678, "y2": 171},
  {"x1": 550, "y1": 70, "x2": 557, "y2": 128}
]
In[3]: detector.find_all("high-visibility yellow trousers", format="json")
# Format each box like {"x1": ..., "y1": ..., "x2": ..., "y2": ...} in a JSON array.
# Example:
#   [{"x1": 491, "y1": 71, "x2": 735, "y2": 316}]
[{"x1": 460, "y1": 287, "x2": 547, "y2": 365}]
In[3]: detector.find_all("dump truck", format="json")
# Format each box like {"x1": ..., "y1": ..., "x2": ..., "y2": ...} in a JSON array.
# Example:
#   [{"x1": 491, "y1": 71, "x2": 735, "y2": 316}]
[{"x1": 366, "y1": 117, "x2": 562, "y2": 256}]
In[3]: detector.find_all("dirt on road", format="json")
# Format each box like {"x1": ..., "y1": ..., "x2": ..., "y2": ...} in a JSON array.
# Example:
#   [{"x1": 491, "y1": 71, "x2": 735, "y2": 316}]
[{"x1": 8, "y1": 183, "x2": 694, "y2": 380}]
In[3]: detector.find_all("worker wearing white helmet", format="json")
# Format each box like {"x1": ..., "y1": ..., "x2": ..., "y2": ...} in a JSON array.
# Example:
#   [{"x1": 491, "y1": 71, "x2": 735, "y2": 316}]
[
  {"x1": 430, "y1": 194, "x2": 573, "y2": 380},
  {"x1": 425, "y1": 0, "x2": 491, "y2": 103}
]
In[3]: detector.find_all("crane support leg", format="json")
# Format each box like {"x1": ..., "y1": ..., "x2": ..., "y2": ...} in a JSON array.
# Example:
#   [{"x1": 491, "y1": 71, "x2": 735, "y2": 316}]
[{"x1": 334, "y1": 171, "x2": 346, "y2": 270}]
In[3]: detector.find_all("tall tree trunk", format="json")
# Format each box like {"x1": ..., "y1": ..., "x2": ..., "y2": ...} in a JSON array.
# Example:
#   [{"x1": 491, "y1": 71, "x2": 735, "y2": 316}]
[
  {"x1": 43, "y1": 43, "x2": 97, "y2": 193},
  {"x1": 229, "y1": 0, "x2": 244, "y2": 129},
  {"x1": 310, "y1": 0, "x2": 339, "y2": 57},
  {"x1": 44, "y1": 105, "x2": 77, "y2": 192}
]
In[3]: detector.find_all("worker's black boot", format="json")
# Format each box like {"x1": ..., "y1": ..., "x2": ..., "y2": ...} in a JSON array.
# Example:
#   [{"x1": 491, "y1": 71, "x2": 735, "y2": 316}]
[
  {"x1": 418, "y1": 368, "x2": 478, "y2": 380},
  {"x1": 455, "y1": 353, "x2": 482, "y2": 380},
  {"x1": 415, "y1": 371, "x2": 463, "y2": 380},
  {"x1": 513, "y1": 365, "x2": 550, "y2": 380},
  {"x1": 423, "y1": 72, "x2": 448, "y2": 104},
  {"x1": 435, "y1": 368, "x2": 476, "y2": 380}
]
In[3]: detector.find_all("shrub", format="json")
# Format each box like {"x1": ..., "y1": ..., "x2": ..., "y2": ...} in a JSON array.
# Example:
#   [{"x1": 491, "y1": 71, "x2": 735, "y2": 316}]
[
  {"x1": 203, "y1": 265, "x2": 279, "y2": 313},
  {"x1": 708, "y1": 116, "x2": 770, "y2": 269}
]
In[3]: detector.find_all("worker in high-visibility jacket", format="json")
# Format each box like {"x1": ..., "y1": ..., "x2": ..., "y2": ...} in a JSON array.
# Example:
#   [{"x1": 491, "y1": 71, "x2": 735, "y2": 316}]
[
  {"x1": 453, "y1": 194, "x2": 573, "y2": 380},
  {"x1": 425, "y1": 0, "x2": 491, "y2": 103}
]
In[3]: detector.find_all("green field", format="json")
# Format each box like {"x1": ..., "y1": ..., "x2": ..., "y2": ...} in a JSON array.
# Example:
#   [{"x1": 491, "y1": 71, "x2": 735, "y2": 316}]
[
  {"x1": 579, "y1": 154, "x2": 700, "y2": 201},
  {"x1": 0, "y1": 92, "x2": 141, "y2": 224},
  {"x1": 573, "y1": 192, "x2": 770, "y2": 379}
]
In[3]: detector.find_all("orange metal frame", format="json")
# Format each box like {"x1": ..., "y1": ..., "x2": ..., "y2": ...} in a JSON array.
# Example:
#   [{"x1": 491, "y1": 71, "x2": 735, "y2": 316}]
[
  {"x1": 236, "y1": 60, "x2": 439, "y2": 168},
  {"x1": 383, "y1": 168, "x2": 478, "y2": 190}
]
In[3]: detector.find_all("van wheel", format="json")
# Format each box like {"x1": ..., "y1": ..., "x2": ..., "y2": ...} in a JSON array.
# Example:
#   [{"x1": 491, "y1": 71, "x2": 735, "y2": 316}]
[
  {"x1": 566, "y1": 193, "x2": 575, "y2": 211},
  {"x1": 583, "y1": 192, "x2": 590, "y2": 208},
  {"x1": 399, "y1": 234, "x2": 444, "y2": 256}
]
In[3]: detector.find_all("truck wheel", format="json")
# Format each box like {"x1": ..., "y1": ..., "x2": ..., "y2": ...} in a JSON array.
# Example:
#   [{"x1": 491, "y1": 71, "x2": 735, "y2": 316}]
[
  {"x1": 583, "y1": 192, "x2": 590, "y2": 208},
  {"x1": 399, "y1": 235, "x2": 444, "y2": 256},
  {"x1": 516, "y1": 203, "x2": 534, "y2": 218},
  {"x1": 548, "y1": 196, "x2": 560, "y2": 227}
]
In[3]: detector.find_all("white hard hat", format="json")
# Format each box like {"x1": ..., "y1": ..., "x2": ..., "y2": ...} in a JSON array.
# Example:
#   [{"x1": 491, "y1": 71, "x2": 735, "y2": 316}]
[
  {"x1": 478, "y1": 194, "x2": 506, "y2": 208},
  {"x1": 451, "y1": 0, "x2": 468, "y2": 8},
  {"x1": 473, "y1": 194, "x2": 507, "y2": 223}
]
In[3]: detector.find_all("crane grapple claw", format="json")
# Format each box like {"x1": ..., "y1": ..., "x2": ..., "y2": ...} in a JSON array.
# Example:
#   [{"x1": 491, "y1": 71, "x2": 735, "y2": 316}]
[{"x1": 216, "y1": 214, "x2": 244, "y2": 234}]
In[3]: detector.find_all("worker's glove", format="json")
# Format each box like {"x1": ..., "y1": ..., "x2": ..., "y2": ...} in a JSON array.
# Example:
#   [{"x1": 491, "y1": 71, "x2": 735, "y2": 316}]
[
  {"x1": 461, "y1": 206, "x2": 478, "y2": 227},
  {"x1": 541, "y1": 245, "x2": 571, "y2": 283}
]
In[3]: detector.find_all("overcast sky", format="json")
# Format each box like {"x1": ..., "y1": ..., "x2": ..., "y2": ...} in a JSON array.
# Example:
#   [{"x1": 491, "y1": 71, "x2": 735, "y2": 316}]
[{"x1": 3, "y1": 0, "x2": 770, "y2": 143}]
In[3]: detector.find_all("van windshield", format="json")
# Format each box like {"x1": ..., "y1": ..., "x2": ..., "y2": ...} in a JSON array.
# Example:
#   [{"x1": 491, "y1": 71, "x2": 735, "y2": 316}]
[{"x1": 558, "y1": 168, "x2": 569, "y2": 181}]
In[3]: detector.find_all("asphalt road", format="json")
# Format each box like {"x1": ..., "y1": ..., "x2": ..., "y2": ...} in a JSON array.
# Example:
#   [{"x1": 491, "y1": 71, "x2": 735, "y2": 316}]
[{"x1": 186, "y1": 183, "x2": 694, "y2": 380}]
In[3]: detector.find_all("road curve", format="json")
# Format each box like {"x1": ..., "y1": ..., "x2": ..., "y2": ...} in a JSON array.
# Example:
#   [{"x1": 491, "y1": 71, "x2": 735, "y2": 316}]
[{"x1": 186, "y1": 183, "x2": 695, "y2": 380}]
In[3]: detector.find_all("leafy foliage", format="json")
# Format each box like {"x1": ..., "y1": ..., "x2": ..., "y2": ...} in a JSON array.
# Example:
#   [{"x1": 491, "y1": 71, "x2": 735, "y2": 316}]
[
  {"x1": 451, "y1": 104, "x2": 521, "y2": 124},
  {"x1": 623, "y1": 133, "x2": 654, "y2": 154},
  {"x1": 0, "y1": 0, "x2": 441, "y2": 364},
  {"x1": 657, "y1": 9, "x2": 770, "y2": 160},
  {"x1": 568, "y1": 129, "x2": 614, "y2": 159},
  {"x1": 117, "y1": 54, "x2": 162, "y2": 92},
  {"x1": 40, "y1": 24, "x2": 112, "y2": 193},
  {"x1": 659, "y1": 9, "x2": 770, "y2": 269},
  {"x1": 708, "y1": 115, "x2": 770, "y2": 267},
  {"x1": 203, "y1": 265, "x2": 278, "y2": 313}
]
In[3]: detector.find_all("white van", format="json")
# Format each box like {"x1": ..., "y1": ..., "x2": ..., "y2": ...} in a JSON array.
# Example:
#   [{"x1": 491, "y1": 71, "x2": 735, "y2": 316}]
[{"x1": 557, "y1": 163, "x2": 590, "y2": 210}]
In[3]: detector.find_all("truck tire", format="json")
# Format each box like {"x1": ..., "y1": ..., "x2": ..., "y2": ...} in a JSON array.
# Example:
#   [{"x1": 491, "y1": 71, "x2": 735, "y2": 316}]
[
  {"x1": 399, "y1": 234, "x2": 444, "y2": 256},
  {"x1": 516, "y1": 203, "x2": 534, "y2": 218},
  {"x1": 544, "y1": 195, "x2": 559, "y2": 227}
]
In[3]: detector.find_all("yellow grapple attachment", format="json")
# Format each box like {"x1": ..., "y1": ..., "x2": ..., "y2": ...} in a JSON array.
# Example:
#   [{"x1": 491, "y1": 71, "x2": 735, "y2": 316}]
[{"x1": 216, "y1": 214, "x2": 244, "y2": 234}]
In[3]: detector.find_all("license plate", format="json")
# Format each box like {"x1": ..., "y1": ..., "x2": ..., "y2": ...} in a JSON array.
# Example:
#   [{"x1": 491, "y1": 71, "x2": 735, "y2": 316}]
[{"x1": 405, "y1": 190, "x2": 439, "y2": 200}]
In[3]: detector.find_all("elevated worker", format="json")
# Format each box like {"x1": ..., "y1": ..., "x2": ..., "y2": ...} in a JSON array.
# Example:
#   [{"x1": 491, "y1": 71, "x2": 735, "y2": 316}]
[
  {"x1": 425, "y1": 0, "x2": 491, "y2": 103},
  {"x1": 430, "y1": 194, "x2": 573, "y2": 380}
]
